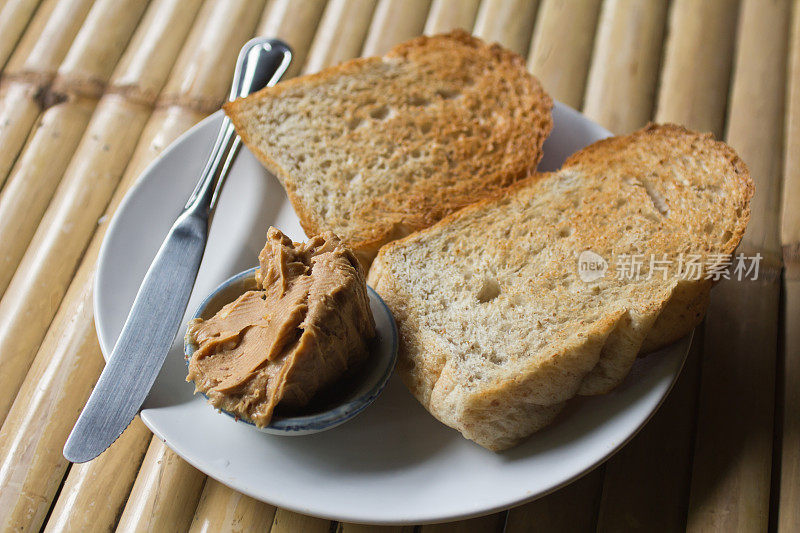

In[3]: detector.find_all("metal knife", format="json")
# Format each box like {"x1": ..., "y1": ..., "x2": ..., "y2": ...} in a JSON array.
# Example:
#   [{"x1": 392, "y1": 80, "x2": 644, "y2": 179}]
[{"x1": 64, "y1": 38, "x2": 292, "y2": 463}]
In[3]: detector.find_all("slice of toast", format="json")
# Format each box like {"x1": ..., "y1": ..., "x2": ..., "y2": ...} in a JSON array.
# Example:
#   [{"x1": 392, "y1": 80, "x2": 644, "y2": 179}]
[
  {"x1": 368, "y1": 124, "x2": 753, "y2": 451},
  {"x1": 224, "y1": 30, "x2": 553, "y2": 266}
]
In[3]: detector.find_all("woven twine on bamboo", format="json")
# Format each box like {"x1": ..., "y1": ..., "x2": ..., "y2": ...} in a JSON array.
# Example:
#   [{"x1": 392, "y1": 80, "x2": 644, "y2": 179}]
[
  {"x1": 589, "y1": 1, "x2": 738, "y2": 531},
  {"x1": 583, "y1": 0, "x2": 668, "y2": 134},
  {"x1": 684, "y1": 0, "x2": 789, "y2": 531},
  {"x1": 32, "y1": 2, "x2": 288, "y2": 531},
  {"x1": 0, "y1": 0, "x2": 94, "y2": 189},
  {"x1": 778, "y1": 3, "x2": 800, "y2": 531},
  {"x1": 0, "y1": 0, "x2": 151, "y2": 426},
  {"x1": 0, "y1": 0, "x2": 260, "y2": 530},
  {"x1": 0, "y1": 0, "x2": 43, "y2": 72},
  {"x1": 0, "y1": 0, "x2": 172, "y2": 302},
  {"x1": 0, "y1": 1, "x2": 205, "y2": 531}
]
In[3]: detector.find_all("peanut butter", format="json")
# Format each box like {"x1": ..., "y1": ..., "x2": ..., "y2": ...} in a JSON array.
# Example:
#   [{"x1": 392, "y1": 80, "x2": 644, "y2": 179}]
[{"x1": 186, "y1": 228, "x2": 375, "y2": 426}]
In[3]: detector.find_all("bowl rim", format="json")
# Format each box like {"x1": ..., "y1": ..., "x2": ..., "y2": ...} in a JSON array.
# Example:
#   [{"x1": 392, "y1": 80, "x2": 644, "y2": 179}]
[{"x1": 184, "y1": 266, "x2": 398, "y2": 433}]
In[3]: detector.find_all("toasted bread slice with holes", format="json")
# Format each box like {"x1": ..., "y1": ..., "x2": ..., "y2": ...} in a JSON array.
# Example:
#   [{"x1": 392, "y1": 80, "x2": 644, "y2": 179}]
[
  {"x1": 368, "y1": 124, "x2": 753, "y2": 451},
  {"x1": 224, "y1": 30, "x2": 553, "y2": 266}
]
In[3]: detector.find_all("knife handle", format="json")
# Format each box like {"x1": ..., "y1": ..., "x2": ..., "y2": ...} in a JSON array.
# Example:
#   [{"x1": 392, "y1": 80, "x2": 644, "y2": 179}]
[{"x1": 184, "y1": 39, "x2": 293, "y2": 226}]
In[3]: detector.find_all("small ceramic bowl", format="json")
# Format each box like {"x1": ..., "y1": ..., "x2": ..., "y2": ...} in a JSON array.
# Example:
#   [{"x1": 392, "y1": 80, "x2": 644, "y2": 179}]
[{"x1": 185, "y1": 266, "x2": 398, "y2": 435}]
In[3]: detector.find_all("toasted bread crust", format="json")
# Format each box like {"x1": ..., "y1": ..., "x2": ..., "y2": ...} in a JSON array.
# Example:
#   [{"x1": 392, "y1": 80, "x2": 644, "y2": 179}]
[
  {"x1": 370, "y1": 124, "x2": 754, "y2": 451},
  {"x1": 225, "y1": 30, "x2": 553, "y2": 266}
]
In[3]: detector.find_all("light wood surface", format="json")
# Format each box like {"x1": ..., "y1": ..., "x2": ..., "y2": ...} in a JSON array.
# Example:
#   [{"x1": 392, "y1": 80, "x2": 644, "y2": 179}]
[
  {"x1": 44, "y1": 418, "x2": 152, "y2": 533},
  {"x1": 424, "y1": 0, "x2": 480, "y2": 34},
  {"x1": 338, "y1": 524, "x2": 415, "y2": 533},
  {"x1": 420, "y1": 513, "x2": 505, "y2": 532},
  {"x1": 473, "y1": 0, "x2": 538, "y2": 56},
  {"x1": 116, "y1": 439, "x2": 207, "y2": 533},
  {"x1": 0, "y1": 0, "x2": 152, "y2": 425},
  {"x1": 0, "y1": 96, "x2": 94, "y2": 296},
  {"x1": 0, "y1": 0, "x2": 93, "y2": 192},
  {"x1": 3, "y1": 0, "x2": 92, "y2": 76},
  {"x1": 526, "y1": 0, "x2": 601, "y2": 109},
  {"x1": 361, "y1": 0, "x2": 431, "y2": 56},
  {"x1": 779, "y1": 3, "x2": 800, "y2": 529},
  {"x1": 0, "y1": 1, "x2": 794, "y2": 531},
  {"x1": 0, "y1": 0, "x2": 197, "y2": 298},
  {"x1": 270, "y1": 509, "x2": 332, "y2": 533},
  {"x1": 686, "y1": 0, "x2": 790, "y2": 531},
  {"x1": 189, "y1": 479, "x2": 277, "y2": 533},
  {"x1": 0, "y1": 0, "x2": 43, "y2": 72},
  {"x1": 0, "y1": 3, "x2": 202, "y2": 529},
  {"x1": 258, "y1": 0, "x2": 328, "y2": 77},
  {"x1": 303, "y1": 0, "x2": 377, "y2": 74},
  {"x1": 583, "y1": 0, "x2": 668, "y2": 133},
  {"x1": 654, "y1": 0, "x2": 738, "y2": 135},
  {"x1": 0, "y1": 0, "x2": 94, "y2": 188},
  {"x1": 506, "y1": 469, "x2": 604, "y2": 532}
]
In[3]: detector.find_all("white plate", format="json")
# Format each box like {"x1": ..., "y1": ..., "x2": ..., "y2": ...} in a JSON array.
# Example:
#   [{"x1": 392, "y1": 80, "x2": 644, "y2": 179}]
[{"x1": 95, "y1": 102, "x2": 691, "y2": 525}]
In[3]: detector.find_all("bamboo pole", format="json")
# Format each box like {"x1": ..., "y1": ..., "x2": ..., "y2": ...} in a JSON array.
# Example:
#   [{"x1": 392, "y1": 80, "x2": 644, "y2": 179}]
[
  {"x1": 302, "y1": 0, "x2": 377, "y2": 74},
  {"x1": 472, "y1": 0, "x2": 538, "y2": 56},
  {"x1": 115, "y1": 439, "x2": 208, "y2": 533},
  {"x1": 258, "y1": 0, "x2": 327, "y2": 78},
  {"x1": 338, "y1": 525, "x2": 414, "y2": 533},
  {"x1": 654, "y1": 0, "x2": 739, "y2": 135},
  {"x1": 596, "y1": 338, "x2": 704, "y2": 531},
  {"x1": 525, "y1": 0, "x2": 601, "y2": 109},
  {"x1": 582, "y1": 0, "x2": 668, "y2": 134},
  {"x1": 0, "y1": 2, "x2": 202, "y2": 531},
  {"x1": 0, "y1": 94, "x2": 95, "y2": 291},
  {"x1": 424, "y1": 0, "x2": 480, "y2": 34},
  {"x1": 361, "y1": 0, "x2": 431, "y2": 56},
  {"x1": 591, "y1": 3, "x2": 739, "y2": 530},
  {"x1": 778, "y1": 3, "x2": 800, "y2": 531},
  {"x1": 685, "y1": 0, "x2": 789, "y2": 530},
  {"x1": 44, "y1": 418, "x2": 152, "y2": 533},
  {"x1": 506, "y1": 470, "x2": 604, "y2": 532},
  {"x1": 0, "y1": 0, "x2": 171, "y2": 425},
  {"x1": 22, "y1": 0, "x2": 263, "y2": 528},
  {"x1": 0, "y1": 0, "x2": 43, "y2": 72},
  {"x1": 189, "y1": 479, "x2": 277, "y2": 532},
  {"x1": 30, "y1": 105, "x2": 205, "y2": 533},
  {"x1": 270, "y1": 510, "x2": 333, "y2": 533},
  {"x1": 0, "y1": 0, "x2": 180, "y2": 300},
  {"x1": 0, "y1": 0, "x2": 94, "y2": 188},
  {"x1": 420, "y1": 513, "x2": 506, "y2": 532}
]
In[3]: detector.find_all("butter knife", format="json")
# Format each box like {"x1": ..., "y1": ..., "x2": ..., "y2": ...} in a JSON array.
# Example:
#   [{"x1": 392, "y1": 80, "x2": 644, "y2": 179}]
[{"x1": 64, "y1": 38, "x2": 292, "y2": 463}]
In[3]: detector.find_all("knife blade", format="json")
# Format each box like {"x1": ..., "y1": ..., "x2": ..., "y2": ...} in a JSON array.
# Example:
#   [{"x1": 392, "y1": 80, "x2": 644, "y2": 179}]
[{"x1": 64, "y1": 38, "x2": 292, "y2": 463}]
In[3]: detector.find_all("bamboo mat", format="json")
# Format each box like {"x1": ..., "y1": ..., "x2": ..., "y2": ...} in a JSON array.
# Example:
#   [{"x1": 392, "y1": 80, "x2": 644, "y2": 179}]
[{"x1": 0, "y1": 0, "x2": 795, "y2": 530}]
